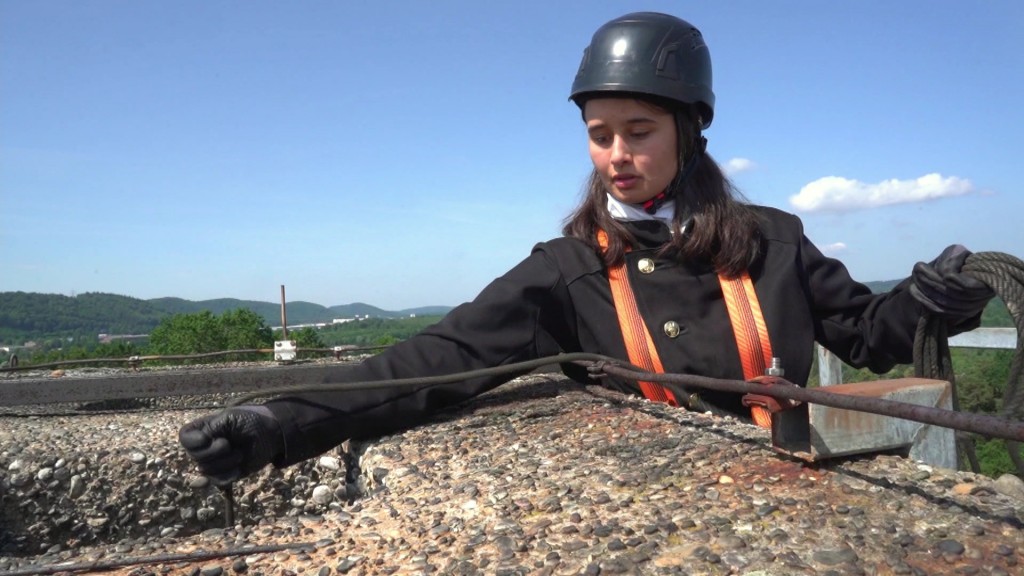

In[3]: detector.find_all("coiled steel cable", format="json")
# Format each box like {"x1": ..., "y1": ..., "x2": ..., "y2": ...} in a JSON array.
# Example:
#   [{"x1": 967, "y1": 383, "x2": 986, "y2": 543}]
[{"x1": 916, "y1": 251, "x2": 1024, "y2": 475}]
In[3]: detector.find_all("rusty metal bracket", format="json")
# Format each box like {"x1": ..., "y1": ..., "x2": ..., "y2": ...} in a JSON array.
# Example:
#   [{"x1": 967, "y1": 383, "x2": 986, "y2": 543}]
[{"x1": 771, "y1": 378, "x2": 956, "y2": 468}]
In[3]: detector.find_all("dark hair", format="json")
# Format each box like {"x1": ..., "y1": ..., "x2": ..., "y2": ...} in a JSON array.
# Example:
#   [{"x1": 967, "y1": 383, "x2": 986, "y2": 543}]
[{"x1": 561, "y1": 98, "x2": 762, "y2": 278}]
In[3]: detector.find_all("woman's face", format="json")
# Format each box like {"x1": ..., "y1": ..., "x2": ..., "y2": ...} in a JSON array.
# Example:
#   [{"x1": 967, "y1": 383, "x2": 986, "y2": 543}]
[{"x1": 584, "y1": 98, "x2": 679, "y2": 205}]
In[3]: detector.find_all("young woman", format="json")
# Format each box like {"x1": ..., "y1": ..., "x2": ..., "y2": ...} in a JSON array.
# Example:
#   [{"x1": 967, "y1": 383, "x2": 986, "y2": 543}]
[{"x1": 179, "y1": 12, "x2": 993, "y2": 484}]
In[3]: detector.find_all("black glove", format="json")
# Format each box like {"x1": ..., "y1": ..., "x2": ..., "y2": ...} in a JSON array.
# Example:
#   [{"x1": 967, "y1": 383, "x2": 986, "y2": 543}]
[
  {"x1": 178, "y1": 406, "x2": 284, "y2": 485},
  {"x1": 909, "y1": 245, "x2": 994, "y2": 321}
]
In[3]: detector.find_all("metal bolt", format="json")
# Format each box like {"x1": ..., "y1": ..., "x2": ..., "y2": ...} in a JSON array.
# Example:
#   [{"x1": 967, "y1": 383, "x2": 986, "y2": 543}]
[{"x1": 766, "y1": 357, "x2": 784, "y2": 377}]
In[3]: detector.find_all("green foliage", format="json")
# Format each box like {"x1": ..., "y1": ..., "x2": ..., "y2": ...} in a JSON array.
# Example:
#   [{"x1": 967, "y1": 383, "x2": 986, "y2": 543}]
[
  {"x1": 280, "y1": 326, "x2": 325, "y2": 348},
  {"x1": 148, "y1": 308, "x2": 273, "y2": 360},
  {"x1": 148, "y1": 311, "x2": 224, "y2": 355},
  {"x1": 974, "y1": 439, "x2": 1018, "y2": 478},
  {"x1": 219, "y1": 309, "x2": 274, "y2": 351},
  {"x1": 951, "y1": 348, "x2": 1011, "y2": 414},
  {"x1": 980, "y1": 298, "x2": 1013, "y2": 328},
  {"x1": 27, "y1": 339, "x2": 145, "y2": 365},
  {"x1": 318, "y1": 316, "x2": 443, "y2": 347}
]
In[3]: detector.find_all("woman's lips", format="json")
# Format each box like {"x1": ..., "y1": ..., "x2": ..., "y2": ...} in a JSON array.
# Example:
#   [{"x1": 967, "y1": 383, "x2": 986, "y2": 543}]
[{"x1": 613, "y1": 175, "x2": 639, "y2": 189}]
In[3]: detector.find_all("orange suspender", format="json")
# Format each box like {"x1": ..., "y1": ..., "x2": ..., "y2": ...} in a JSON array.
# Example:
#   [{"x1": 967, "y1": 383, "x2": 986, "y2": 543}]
[
  {"x1": 597, "y1": 229, "x2": 774, "y2": 428},
  {"x1": 719, "y1": 275, "x2": 775, "y2": 428},
  {"x1": 605, "y1": 240, "x2": 679, "y2": 405},
  {"x1": 718, "y1": 274, "x2": 774, "y2": 380}
]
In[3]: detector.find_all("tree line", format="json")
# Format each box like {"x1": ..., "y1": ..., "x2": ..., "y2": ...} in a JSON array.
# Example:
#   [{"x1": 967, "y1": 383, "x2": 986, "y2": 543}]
[{"x1": 16, "y1": 308, "x2": 447, "y2": 364}]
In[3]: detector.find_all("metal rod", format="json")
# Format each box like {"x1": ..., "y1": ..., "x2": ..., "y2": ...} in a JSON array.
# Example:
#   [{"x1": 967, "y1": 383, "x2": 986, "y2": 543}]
[
  {"x1": 214, "y1": 351, "x2": 1024, "y2": 443},
  {"x1": 280, "y1": 285, "x2": 288, "y2": 339},
  {"x1": 221, "y1": 483, "x2": 235, "y2": 527}
]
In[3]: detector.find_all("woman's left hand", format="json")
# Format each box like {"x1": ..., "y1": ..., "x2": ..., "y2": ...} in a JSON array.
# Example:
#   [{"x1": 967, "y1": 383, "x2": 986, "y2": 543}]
[{"x1": 909, "y1": 244, "x2": 995, "y2": 321}]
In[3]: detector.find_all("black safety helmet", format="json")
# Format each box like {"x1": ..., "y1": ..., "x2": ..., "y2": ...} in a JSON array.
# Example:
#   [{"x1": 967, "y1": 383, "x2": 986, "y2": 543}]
[{"x1": 570, "y1": 12, "x2": 715, "y2": 129}]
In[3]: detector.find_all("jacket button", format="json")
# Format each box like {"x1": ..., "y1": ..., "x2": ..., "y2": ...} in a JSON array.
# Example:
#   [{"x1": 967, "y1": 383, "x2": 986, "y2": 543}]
[
  {"x1": 637, "y1": 258, "x2": 655, "y2": 274},
  {"x1": 663, "y1": 321, "x2": 681, "y2": 338}
]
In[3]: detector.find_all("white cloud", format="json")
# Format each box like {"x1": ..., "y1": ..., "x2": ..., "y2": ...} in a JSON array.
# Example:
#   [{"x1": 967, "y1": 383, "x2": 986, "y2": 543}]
[
  {"x1": 789, "y1": 173, "x2": 974, "y2": 213},
  {"x1": 722, "y1": 157, "x2": 755, "y2": 176},
  {"x1": 821, "y1": 242, "x2": 847, "y2": 256}
]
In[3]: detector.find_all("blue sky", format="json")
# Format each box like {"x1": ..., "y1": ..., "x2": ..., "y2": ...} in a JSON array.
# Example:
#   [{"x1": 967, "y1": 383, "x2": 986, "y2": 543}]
[{"x1": 2, "y1": 1, "x2": 1021, "y2": 310}]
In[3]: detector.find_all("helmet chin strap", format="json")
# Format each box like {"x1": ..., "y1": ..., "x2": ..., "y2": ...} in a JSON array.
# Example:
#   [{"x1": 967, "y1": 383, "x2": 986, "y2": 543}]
[{"x1": 641, "y1": 135, "x2": 707, "y2": 215}]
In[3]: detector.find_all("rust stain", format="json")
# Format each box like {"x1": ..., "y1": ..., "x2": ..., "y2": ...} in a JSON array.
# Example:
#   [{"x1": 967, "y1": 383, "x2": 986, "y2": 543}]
[{"x1": 724, "y1": 456, "x2": 823, "y2": 483}]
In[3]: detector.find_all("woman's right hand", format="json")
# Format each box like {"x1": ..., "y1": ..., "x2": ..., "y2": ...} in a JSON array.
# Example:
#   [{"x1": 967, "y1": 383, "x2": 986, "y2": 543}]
[{"x1": 178, "y1": 406, "x2": 284, "y2": 485}]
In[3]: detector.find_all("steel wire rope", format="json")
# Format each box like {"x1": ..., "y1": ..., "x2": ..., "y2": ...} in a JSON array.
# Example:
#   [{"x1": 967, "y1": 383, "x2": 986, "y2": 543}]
[
  {"x1": 223, "y1": 352, "x2": 1024, "y2": 442},
  {"x1": 915, "y1": 251, "x2": 1024, "y2": 475}
]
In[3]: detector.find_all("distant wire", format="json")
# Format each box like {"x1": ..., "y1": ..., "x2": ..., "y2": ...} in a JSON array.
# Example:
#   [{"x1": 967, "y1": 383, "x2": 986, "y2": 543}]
[{"x1": 0, "y1": 346, "x2": 390, "y2": 373}]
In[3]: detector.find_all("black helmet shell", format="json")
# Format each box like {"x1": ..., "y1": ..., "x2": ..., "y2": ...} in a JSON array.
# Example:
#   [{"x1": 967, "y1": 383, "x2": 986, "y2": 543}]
[{"x1": 570, "y1": 12, "x2": 715, "y2": 129}]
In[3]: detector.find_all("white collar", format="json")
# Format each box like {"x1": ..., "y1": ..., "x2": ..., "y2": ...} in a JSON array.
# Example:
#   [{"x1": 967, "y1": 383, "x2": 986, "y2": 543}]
[{"x1": 606, "y1": 193, "x2": 676, "y2": 222}]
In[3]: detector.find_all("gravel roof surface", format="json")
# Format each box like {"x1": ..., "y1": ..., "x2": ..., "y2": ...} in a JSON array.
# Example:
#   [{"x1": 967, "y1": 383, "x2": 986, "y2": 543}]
[{"x1": 2, "y1": 372, "x2": 1023, "y2": 575}]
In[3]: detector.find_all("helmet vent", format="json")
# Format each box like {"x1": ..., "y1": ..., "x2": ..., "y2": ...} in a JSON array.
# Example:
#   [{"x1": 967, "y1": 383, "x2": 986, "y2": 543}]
[
  {"x1": 656, "y1": 44, "x2": 680, "y2": 80},
  {"x1": 688, "y1": 30, "x2": 706, "y2": 51}
]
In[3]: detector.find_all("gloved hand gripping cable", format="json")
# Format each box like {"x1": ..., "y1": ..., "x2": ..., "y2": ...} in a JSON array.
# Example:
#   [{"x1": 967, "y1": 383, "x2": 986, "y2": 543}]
[{"x1": 914, "y1": 251, "x2": 1024, "y2": 475}]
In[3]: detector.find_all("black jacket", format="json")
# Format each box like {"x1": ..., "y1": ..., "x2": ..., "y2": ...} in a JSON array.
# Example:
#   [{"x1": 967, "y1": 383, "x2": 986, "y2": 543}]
[{"x1": 267, "y1": 206, "x2": 927, "y2": 466}]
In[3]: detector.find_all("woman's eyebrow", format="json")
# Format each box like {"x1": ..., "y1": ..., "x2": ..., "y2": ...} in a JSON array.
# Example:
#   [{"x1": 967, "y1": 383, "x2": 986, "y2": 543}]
[{"x1": 587, "y1": 117, "x2": 656, "y2": 133}]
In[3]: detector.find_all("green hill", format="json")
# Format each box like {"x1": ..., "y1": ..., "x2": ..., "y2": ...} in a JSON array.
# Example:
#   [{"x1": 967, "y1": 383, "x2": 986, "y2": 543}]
[
  {"x1": 0, "y1": 292, "x2": 165, "y2": 342},
  {"x1": 0, "y1": 291, "x2": 453, "y2": 344}
]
